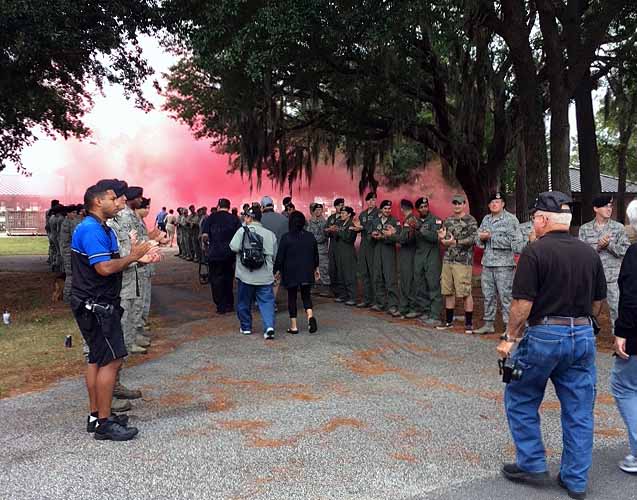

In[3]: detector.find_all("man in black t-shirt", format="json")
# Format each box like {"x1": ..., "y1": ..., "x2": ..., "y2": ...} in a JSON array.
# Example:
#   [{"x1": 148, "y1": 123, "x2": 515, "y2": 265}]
[
  {"x1": 497, "y1": 191, "x2": 606, "y2": 499},
  {"x1": 201, "y1": 198, "x2": 242, "y2": 314}
]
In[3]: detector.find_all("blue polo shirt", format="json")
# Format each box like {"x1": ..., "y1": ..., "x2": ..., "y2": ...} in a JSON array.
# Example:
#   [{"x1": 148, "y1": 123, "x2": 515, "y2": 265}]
[{"x1": 71, "y1": 214, "x2": 122, "y2": 302}]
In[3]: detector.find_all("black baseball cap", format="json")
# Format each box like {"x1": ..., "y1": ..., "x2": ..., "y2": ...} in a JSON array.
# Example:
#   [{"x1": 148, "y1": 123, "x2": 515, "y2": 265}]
[{"x1": 532, "y1": 191, "x2": 572, "y2": 213}]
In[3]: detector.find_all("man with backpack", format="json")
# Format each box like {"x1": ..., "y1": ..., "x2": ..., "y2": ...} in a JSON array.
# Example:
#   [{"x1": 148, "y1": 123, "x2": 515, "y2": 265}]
[{"x1": 229, "y1": 205, "x2": 278, "y2": 339}]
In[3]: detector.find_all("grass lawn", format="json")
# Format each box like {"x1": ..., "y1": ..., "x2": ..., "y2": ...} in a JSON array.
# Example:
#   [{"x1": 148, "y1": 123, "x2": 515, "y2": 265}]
[{"x1": 0, "y1": 236, "x2": 49, "y2": 256}]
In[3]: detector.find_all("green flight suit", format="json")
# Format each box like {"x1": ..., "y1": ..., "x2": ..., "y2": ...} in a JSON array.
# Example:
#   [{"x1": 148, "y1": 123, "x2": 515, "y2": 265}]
[
  {"x1": 371, "y1": 215, "x2": 399, "y2": 310},
  {"x1": 413, "y1": 212, "x2": 443, "y2": 318},
  {"x1": 335, "y1": 218, "x2": 358, "y2": 301},
  {"x1": 325, "y1": 212, "x2": 342, "y2": 297},
  {"x1": 398, "y1": 213, "x2": 418, "y2": 315},
  {"x1": 357, "y1": 207, "x2": 378, "y2": 305}
]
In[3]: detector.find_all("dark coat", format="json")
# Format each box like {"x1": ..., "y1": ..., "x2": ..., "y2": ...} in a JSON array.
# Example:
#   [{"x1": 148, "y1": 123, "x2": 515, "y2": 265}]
[
  {"x1": 616, "y1": 243, "x2": 637, "y2": 355},
  {"x1": 201, "y1": 211, "x2": 241, "y2": 261},
  {"x1": 274, "y1": 230, "x2": 319, "y2": 288}
]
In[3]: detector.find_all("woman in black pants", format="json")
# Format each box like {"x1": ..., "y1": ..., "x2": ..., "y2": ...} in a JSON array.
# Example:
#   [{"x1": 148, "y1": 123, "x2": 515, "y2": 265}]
[{"x1": 274, "y1": 211, "x2": 320, "y2": 333}]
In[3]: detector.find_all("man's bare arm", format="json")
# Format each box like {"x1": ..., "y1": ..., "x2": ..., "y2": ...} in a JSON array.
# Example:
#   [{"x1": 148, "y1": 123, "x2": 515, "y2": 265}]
[{"x1": 507, "y1": 299, "x2": 534, "y2": 340}]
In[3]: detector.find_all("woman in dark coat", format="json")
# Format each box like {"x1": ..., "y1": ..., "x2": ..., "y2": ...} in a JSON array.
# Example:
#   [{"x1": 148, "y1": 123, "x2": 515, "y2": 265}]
[
  {"x1": 611, "y1": 199, "x2": 637, "y2": 473},
  {"x1": 274, "y1": 211, "x2": 320, "y2": 333}
]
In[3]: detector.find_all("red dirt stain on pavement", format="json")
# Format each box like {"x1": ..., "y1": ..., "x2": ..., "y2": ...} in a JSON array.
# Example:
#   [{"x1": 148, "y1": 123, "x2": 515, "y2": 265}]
[
  {"x1": 596, "y1": 393, "x2": 615, "y2": 406},
  {"x1": 595, "y1": 427, "x2": 624, "y2": 438},
  {"x1": 218, "y1": 420, "x2": 270, "y2": 431},
  {"x1": 392, "y1": 452, "x2": 417, "y2": 463},
  {"x1": 158, "y1": 392, "x2": 195, "y2": 407},
  {"x1": 206, "y1": 387, "x2": 235, "y2": 413},
  {"x1": 322, "y1": 417, "x2": 366, "y2": 433},
  {"x1": 540, "y1": 401, "x2": 561, "y2": 411},
  {"x1": 201, "y1": 363, "x2": 224, "y2": 373},
  {"x1": 286, "y1": 392, "x2": 322, "y2": 401}
]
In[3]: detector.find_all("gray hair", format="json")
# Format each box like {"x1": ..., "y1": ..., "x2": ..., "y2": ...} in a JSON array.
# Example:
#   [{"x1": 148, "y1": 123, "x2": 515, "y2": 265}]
[
  {"x1": 535, "y1": 210, "x2": 572, "y2": 226},
  {"x1": 627, "y1": 199, "x2": 637, "y2": 230}
]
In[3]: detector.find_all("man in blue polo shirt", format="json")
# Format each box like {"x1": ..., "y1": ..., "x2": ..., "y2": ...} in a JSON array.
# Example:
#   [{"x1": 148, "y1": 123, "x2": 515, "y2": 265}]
[{"x1": 71, "y1": 179, "x2": 159, "y2": 441}]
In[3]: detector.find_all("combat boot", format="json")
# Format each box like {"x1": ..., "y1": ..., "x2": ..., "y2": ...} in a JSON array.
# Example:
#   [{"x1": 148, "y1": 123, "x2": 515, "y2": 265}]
[
  {"x1": 111, "y1": 398, "x2": 132, "y2": 412},
  {"x1": 113, "y1": 382, "x2": 142, "y2": 400},
  {"x1": 404, "y1": 311, "x2": 420, "y2": 319},
  {"x1": 474, "y1": 321, "x2": 495, "y2": 335}
]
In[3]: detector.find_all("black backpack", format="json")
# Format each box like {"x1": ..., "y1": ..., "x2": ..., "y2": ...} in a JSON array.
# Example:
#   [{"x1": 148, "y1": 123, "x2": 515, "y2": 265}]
[{"x1": 240, "y1": 226, "x2": 266, "y2": 270}]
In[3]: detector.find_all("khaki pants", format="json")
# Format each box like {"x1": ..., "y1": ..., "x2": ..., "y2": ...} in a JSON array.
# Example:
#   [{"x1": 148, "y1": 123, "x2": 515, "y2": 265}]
[{"x1": 441, "y1": 263, "x2": 472, "y2": 298}]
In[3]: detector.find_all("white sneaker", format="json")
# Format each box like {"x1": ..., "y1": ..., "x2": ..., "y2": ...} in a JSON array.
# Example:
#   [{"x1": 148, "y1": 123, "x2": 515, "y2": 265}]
[
  {"x1": 240, "y1": 329, "x2": 252, "y2": 335},
  {"x1": 264, "y1": 328, "x2": 274, "y2": 340},
  {"x1": 619, "y1": 454, "x2": 637, "y2": 473}
]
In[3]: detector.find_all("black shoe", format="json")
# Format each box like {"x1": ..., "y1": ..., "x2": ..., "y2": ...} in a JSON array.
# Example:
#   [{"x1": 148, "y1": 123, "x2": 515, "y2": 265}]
[
  {"x1": 94, "y1": 417, "x2": 139, "y2": 441},
  {"x1": 87, "y1": 413, "x2": 129, "y2": 433},
  {"x1": 557, "y1": 474, "x2": 587, "y2": 499},
  {"x1": 286, "y1": 328, "x2": 299, "y2": 335},
  {"x1": 309, "y1": 316, "x2": 318, "y2": 333},
  {"x1": 344, "y1": 300, "x2": 356, "y2": 306},
  {"x1": 501, "y1": 463, "x2": 550, "y2": 485}
]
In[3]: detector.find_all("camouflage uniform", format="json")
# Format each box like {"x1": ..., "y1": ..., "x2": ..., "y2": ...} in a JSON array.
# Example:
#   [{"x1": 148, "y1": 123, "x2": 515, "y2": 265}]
[
  {"x1": 190, "y1": 211, "x2": 202, "y2": 262},
  {"x1": 59, "y1": 216, "x2": 82, "y2": 303},
  {"x1": 579, "y1": 219, "x2": 630, "y2": 331},
  {"x1": 357, "y1": 207, "x2": 378, "y2": 305},
  {"x1": 476, "y1": 210, "x2": 522, "y2": 325},
  {"x1": 398, "y1": 212, "x2": 418, "y2": 315},
  {"x1": 371, "y1": 214, "x2": 400, "y2": 310},
  {"x1": 325, "y1": 211, "x2": 342, "y2": 297},
  {"x1": 49, "y1": 213, "x2": 64, "y2": 272},
  {"x1": 177, "y1": 209, "x2": 186, "y2": 256},
  {"x1": 108, "y1": 206, "x2": 142, "y2": 349},
  {"x1": 135, "y1": 214, "x2": 154, "y2": 329},
  {"x1": 307, "y1": 217, "x2": 330, "y2": 287},
  {"x1": 518, "y1": 220, "x2": 534, "y2": 248},
  {"x1": 414, "y1": 212, "x2": 443, "y2": 318},
  {"x1": 335, "y1": 218, "x2": 358, "y2": 301},
  {"x1": 185, "y1": 210, "x2": 196, "y2": 260},
  {"x1": 441, "y1": 214, "x2": 478, "y2": 297}
]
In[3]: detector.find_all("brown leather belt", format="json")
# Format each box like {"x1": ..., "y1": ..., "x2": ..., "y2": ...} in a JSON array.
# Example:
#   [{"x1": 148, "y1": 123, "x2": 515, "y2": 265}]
[{"x1": 529, "y1": 316, "x2": 591, "y2": 327}]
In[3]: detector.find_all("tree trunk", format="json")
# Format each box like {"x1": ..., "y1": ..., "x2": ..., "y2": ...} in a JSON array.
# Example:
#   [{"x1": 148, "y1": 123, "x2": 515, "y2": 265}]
[
  {"x1": 516, "y1": 139, "x2": 528, "y2": 222},
  {"x1": 454, "y1": 157, "x2": 500, "y2": 222},
  {"x1": 574, "y1": 70, "x2": 602, "y2": 220}
]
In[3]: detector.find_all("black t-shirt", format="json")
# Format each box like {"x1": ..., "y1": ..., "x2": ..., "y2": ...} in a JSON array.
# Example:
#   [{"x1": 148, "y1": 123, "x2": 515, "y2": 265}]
[
  {"x1": 615, "y1": 243, "x2": 637, "y2": 354},
  {"x1": 512, "y1": 231, "x2": 607, "y2": 322},
  {"x1": 201, "y1": 211, "x2": 241, "y2": 261}
]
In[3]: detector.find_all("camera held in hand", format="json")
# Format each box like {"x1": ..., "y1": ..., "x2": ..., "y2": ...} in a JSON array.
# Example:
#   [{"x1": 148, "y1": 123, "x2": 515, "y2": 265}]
[{"x1": 499, "y1": 357, "x2": 523, "y2": 384}]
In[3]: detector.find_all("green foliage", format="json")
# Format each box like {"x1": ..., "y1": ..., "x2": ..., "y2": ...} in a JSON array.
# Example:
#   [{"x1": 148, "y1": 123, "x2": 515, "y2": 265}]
[{"x1": 0, "y1": 1, "x2": 161, "y2": 171}]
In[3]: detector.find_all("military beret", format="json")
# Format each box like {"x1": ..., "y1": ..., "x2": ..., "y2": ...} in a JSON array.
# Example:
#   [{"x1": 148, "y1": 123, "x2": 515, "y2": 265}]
[
  {"x1": 282, "y1": 196, "x2": 292, "y2": 206},
  {"x1": 125, "y1": 186, "x2": 143, "y2": 200},
  {"x1": 592, "y1": 194, "x2": 613, "y2": 208},
  {"x1": 379, "y1": 200, "x2": 392, "y2": 209},
  {"x1": 333, "y1": 198, "x2": 345, "y2": 206},
  {"x1": 310, "y1": 202, "x2": 323, "y2": 211},
  {"x1": 488, "y1": 191, "x2": 505, "y2": 203},
  {"x1": 415, "y1": 197, "x2": 429, "y2": 208},
  {"x1": 532, "y1": 191, "x2": 572, "y2": 213},
  {"x1": 400, "y1": 199, "x2": 414, "y2": 209},
  {"x1": 94, "y1": 179, "x2": 128, "y2": 198},
  {"x1": 139, "y1": 197, "x2": 151, "y2": 209},
  {"x1": 341, "y1": 206, "x2": 355, "y2": 216},
  {"x1": 365, "y1": 192, "x2": 377, "y2": 201}
]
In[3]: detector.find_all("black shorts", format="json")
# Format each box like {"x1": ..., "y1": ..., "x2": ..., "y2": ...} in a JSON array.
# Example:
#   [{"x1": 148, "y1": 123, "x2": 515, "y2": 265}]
[{"x1": 72, "y1": 304, "x2": 127, "y2": 367}]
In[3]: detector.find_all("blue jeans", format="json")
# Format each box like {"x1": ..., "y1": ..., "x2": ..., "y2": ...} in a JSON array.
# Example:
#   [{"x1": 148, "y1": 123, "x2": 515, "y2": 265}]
[
  {"x1": 236, "y1": 280, "x2": 275, "y2": 333},
  {"x1": 505, "y1": 324, "x2": 596, "y2": 493},
  {"x1": 611, "y1": 355, "x2": 637, "y2": 456}
]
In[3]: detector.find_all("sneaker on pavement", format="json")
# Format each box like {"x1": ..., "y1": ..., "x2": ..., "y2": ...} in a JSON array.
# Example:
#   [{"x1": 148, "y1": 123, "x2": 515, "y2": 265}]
[
  {"x1": 436, "y1": 322, "x2": 453, "y2": 330},
  {"x1": 113, "y1": 383, "x2": 142, "y2": 400},
  {"x1": 356, "y1": 302, "x2": 370, "y2": 308},
  {"x1": 557, "y1": 473, "x2": 587, "y2": 499},
  {"x1": 334, "y1": 297, "x2": 345, "y2": 303},
  {"x1": 87, "y1": 413, "x2": 129, "y2": 433},
  {"x1": 619, "y1": 454, "x2": 637, "y2": 473},
  {"x1": 129, "y1": 344, "x2": 147, "y2": 355},
  {"x1": 404, "y1": 311, "x2": 420, "y2": 319},
  {"x1": 474, "y1": 322, "x2": 495, "y2": 335},
  {"x1": 94, "y1": 417, "x2": 139, "y2": 441},
  {"x1": 240, "y1": 328, "x2": 252, "y2": 335},
  {"x1": 465, "y1": 324, "x2": 474, "y2": 334},
  {"x1": 370, "y1": 305, "x2": 383, "y2": 312},
  {"x1": 135, "y1": 335, "x2": 151, "y2": 348},
  {"x1": 264, "y1": 328, "x2": 275, "y2": 340},
  {"x1": 111, "y1": 398, "x2": 132, "y2": 412},
  {"x1": 501, "y1": 463, "x2": 550, "y2": 485},
  {"x1": 344, "y1": 300, "x2": 357, "y2": 306}
]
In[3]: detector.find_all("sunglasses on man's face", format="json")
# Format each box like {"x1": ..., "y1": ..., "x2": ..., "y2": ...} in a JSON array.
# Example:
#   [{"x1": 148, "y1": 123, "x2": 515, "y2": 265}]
[{"x1": 452, "y1": 201, "x2": 464, "y2": 205}]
